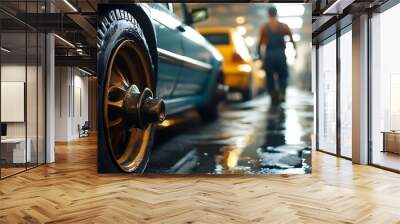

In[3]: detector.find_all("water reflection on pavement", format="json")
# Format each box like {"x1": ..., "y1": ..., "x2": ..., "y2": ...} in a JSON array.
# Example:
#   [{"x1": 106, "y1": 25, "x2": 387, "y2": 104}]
[{"x1": 146, "y1": 87, "x2": 313, "y2": 175}]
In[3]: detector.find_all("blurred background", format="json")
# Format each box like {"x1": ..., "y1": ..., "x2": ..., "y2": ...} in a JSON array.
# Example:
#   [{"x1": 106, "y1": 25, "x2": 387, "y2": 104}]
[
  {"x1": 147, "y1": 3, "x2": 314, "y2": 174},
  {"x1": 177, "y1": 3, "x2": 312, "y2": 91}
]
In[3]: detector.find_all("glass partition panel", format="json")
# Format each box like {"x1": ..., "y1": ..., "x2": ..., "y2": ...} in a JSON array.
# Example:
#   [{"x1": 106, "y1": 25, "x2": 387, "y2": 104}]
[
  {"x1": 0, "y1": 0, "x2": 46, "y2": 179},
  {"x1": 26, "y1": 0, "x2": 42, "y2": 169},
  {"x1": 317, "y1": 37, "x2": 337, "y2": 154},
  {"x1": 27, "y1": 30, "x2": 38, "y2": 169},
  {"x1": 371, "y1": 4, "x2": 400, "y2": 171},
  {"x1": 38, "y1": 32, "x2": 45, "y2": 165},
  {"x1": 312, "y1": 45, "x2": 316, "y2": 150},
  {"x1": 1, "y1": 30, "x2": 27, "y2": 177}
]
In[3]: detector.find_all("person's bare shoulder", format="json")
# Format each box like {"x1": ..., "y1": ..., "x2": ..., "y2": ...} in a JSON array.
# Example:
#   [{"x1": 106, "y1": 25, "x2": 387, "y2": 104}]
[
  {"x1": 280, "y1": 22, "x2": 291, "y2": 34},
  {"x1": 259, "y1": 23, "x2": 267, "y2": 32}
]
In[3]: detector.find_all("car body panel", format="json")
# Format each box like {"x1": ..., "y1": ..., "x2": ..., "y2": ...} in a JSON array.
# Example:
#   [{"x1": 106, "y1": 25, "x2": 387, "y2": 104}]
[
  {"x1": 143, "y1": 3, "x2": 222, "y2": 116},
  {"x1": 148, "y1": 5, "x2": 182, "y2": 99},
  {"x1": 174, "y1": 24, "x2": 213, "y2": 97}
]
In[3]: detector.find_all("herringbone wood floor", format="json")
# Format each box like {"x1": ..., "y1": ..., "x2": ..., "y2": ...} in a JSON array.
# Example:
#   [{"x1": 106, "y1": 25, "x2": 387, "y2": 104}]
[{"x1": 1, "y1": 136, "x2": 400, "y2": 224}]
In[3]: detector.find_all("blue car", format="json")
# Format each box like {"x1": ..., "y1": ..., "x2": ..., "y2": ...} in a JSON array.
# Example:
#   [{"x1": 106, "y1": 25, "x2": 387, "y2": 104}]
[{"x1": 97, "y1": 3, "x2": 224, "y2": 173}]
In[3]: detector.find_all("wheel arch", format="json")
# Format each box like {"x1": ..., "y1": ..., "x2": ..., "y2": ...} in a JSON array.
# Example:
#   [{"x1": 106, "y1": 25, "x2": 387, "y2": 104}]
[
  {"x1": 203, "y1": 59, "x2": 224, "y2": 104},
  {"x1": 126, "y1": 5, "x2": 159, "y2": 81},
  {"x1": 99, "y1": 4, "x2": 159, "y2": 85}
]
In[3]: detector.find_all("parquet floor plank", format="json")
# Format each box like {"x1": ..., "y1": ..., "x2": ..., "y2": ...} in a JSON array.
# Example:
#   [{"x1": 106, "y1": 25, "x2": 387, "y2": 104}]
[{"x1": 1, "y1": 136, "x2": 400, "y2": 223}]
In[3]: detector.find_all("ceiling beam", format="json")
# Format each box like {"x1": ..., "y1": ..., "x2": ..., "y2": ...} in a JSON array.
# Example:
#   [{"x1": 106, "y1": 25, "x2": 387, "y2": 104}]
[
  {"x1": 55, "y1": 55, "x2": 96, "y2": 71},
  {"x1": 323, "y1": 0, "x2": 356, "y2": 14},
  {"x1": 66, "y1": 13, "x2": 96, "y2": 47}
]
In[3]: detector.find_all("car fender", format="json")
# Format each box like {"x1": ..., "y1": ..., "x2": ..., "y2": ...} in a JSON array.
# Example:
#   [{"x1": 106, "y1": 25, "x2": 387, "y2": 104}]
[{"x1": 201, "y1": 44, "x2": 223, "y2": 106}]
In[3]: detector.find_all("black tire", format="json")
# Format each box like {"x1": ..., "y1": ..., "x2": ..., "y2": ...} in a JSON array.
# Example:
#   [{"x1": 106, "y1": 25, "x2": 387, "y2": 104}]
[
  {"x1": 198, "y1": 72, "x2": 223, "y2": 121},
  {"x1": 241, "y1": 89, "x2": 251, "y2": 102},
  {"x1": 241, "y1": 75, "x2": 253, "y2": 102},
  {"x1": 97, "y1": 9, "x2": 155, "y2": 173}
]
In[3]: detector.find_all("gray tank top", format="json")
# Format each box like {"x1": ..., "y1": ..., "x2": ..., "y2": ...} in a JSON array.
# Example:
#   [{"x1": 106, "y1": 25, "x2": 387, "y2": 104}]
[{"x1": 265, "y1": 23, "x2": 286, "y2": 53}]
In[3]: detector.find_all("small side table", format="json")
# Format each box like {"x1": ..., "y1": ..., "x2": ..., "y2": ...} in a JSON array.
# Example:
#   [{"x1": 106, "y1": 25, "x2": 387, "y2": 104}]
[{"x1": 382, "y1": 131, "x2": 400, "y2": 154}]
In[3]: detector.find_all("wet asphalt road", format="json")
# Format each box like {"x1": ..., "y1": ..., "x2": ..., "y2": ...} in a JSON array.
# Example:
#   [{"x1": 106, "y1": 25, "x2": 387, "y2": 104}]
[{"x1": 145, "y1": 87, "x2": 313, "y2": 175}]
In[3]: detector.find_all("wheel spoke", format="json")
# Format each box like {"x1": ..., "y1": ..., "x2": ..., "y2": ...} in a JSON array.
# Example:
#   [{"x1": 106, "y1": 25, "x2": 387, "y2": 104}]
[
  {"x1": 111, "y1": 66, "x2": 130, "y2": 89},
  {"x1": 108, "y1": 85, "x2": 126, "y2": 101},
  {"x1": 108, "y1": 116, "x2": 123, "y2": 127},
  {"x1": 107, "y1": 99, "x2": 123, "y2": 110},
  {"x1": 109, "y1": 85, "x2": 126, "y2": 93},
  {"x1": 111, "y1": 129, "x2": 126, "y2": 158},
  {"x1": 118, "y1": 129, "x2": 140, "y2": 165}
]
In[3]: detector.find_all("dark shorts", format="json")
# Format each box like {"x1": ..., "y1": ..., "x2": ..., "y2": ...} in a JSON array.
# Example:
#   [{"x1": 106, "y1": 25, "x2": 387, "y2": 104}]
[
  {"x1": 263, "y1": 51, "x2": 289, "y2": 92},
  {"x1": 263, "y1": 52, "x2": 288, "y2": 79}
]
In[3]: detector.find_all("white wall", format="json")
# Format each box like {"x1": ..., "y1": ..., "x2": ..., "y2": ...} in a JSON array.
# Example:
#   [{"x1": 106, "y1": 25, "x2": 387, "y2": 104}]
[
  {"x1": 1, "y1": 65, "x2": 38, "y2": 138},
  {"x1": 1, "y1": 65, "x2": 26, "y2": 142},
  {"x1": 55, "y1": 67, "x2": 89, "y2": 141},
  {"x1": 55, "y1": 66, "x2": 69, "y2": 141},
  {"x1": 1, "y1": 65, "x2": 26, "y2": 139}
]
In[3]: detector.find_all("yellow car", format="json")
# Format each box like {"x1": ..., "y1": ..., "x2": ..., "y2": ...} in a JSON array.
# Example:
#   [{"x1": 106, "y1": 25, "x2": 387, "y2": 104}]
[{"x1": 198, "y1": 28, "x2": 265, "y2": 101}]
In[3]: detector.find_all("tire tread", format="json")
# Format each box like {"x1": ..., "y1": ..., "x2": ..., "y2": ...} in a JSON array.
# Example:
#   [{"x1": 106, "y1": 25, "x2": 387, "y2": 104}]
[{"x1": 98, "y1": 9, "x2": 147, "y2": 54}]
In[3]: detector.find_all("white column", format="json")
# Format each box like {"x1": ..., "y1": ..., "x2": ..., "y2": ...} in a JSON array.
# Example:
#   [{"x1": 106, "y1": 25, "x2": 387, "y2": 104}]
[
  {"x1": 46, "y1": 31, "x2": 56, "y2": 163},
  {"x1": 312, "y1": 45, "x2": 317, "y2": 150},
  {"x1": 352, "y1": 14, "x2": 369, "y2": 164},
  {"x1": 46, "y1": 32, "x2": 55, "y2": 163}
]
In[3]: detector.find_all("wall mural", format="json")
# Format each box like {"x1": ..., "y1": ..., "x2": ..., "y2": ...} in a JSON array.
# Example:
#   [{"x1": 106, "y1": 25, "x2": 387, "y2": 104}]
[{"x1": 97, "y1": 3, "x2": 312, "y2": 175}]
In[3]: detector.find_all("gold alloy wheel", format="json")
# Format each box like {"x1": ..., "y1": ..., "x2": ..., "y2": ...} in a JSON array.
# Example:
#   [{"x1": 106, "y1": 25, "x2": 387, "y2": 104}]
[{"x1": 104, "y1": 40, "x2": 164, "y2": 172}]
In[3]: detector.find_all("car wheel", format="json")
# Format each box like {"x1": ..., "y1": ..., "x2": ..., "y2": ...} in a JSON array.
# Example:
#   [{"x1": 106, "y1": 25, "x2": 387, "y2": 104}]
[
  {"x1": 198, "y1": 71, "x2": 224, "y2": 121},
  {"x1": 241, "y1": 75, "x2": 253, "y2": 101},
  {"x1": 97, "y1": 9, "x2": 165, "y2": 173}
]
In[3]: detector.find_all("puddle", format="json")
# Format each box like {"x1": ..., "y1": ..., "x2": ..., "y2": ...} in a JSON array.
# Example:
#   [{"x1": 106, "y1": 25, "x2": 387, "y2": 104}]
[{"x1": 146, "y1": 88, "x2": 313, "y2": 175}]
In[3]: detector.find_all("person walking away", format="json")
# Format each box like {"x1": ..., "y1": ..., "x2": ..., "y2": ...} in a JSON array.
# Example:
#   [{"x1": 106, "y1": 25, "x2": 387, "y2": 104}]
[{"x1": 257, "y1": 6, "x2": 296, "y2": 106}]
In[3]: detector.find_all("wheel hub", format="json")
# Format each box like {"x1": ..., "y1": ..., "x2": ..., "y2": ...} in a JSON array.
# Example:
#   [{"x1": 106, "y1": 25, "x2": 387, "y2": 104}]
[
  {"x1": 103, "y1": 39, "x2": 164, "y2": 172},
  {"x1": 123, "y1": 85, "x2": 166, "y2": 129}
]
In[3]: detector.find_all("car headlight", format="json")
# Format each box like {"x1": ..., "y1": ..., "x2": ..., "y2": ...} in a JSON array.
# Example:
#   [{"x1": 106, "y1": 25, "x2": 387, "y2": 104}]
[{"x1": 238, "y1": 64, "x2": 252, "y2": 73}]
